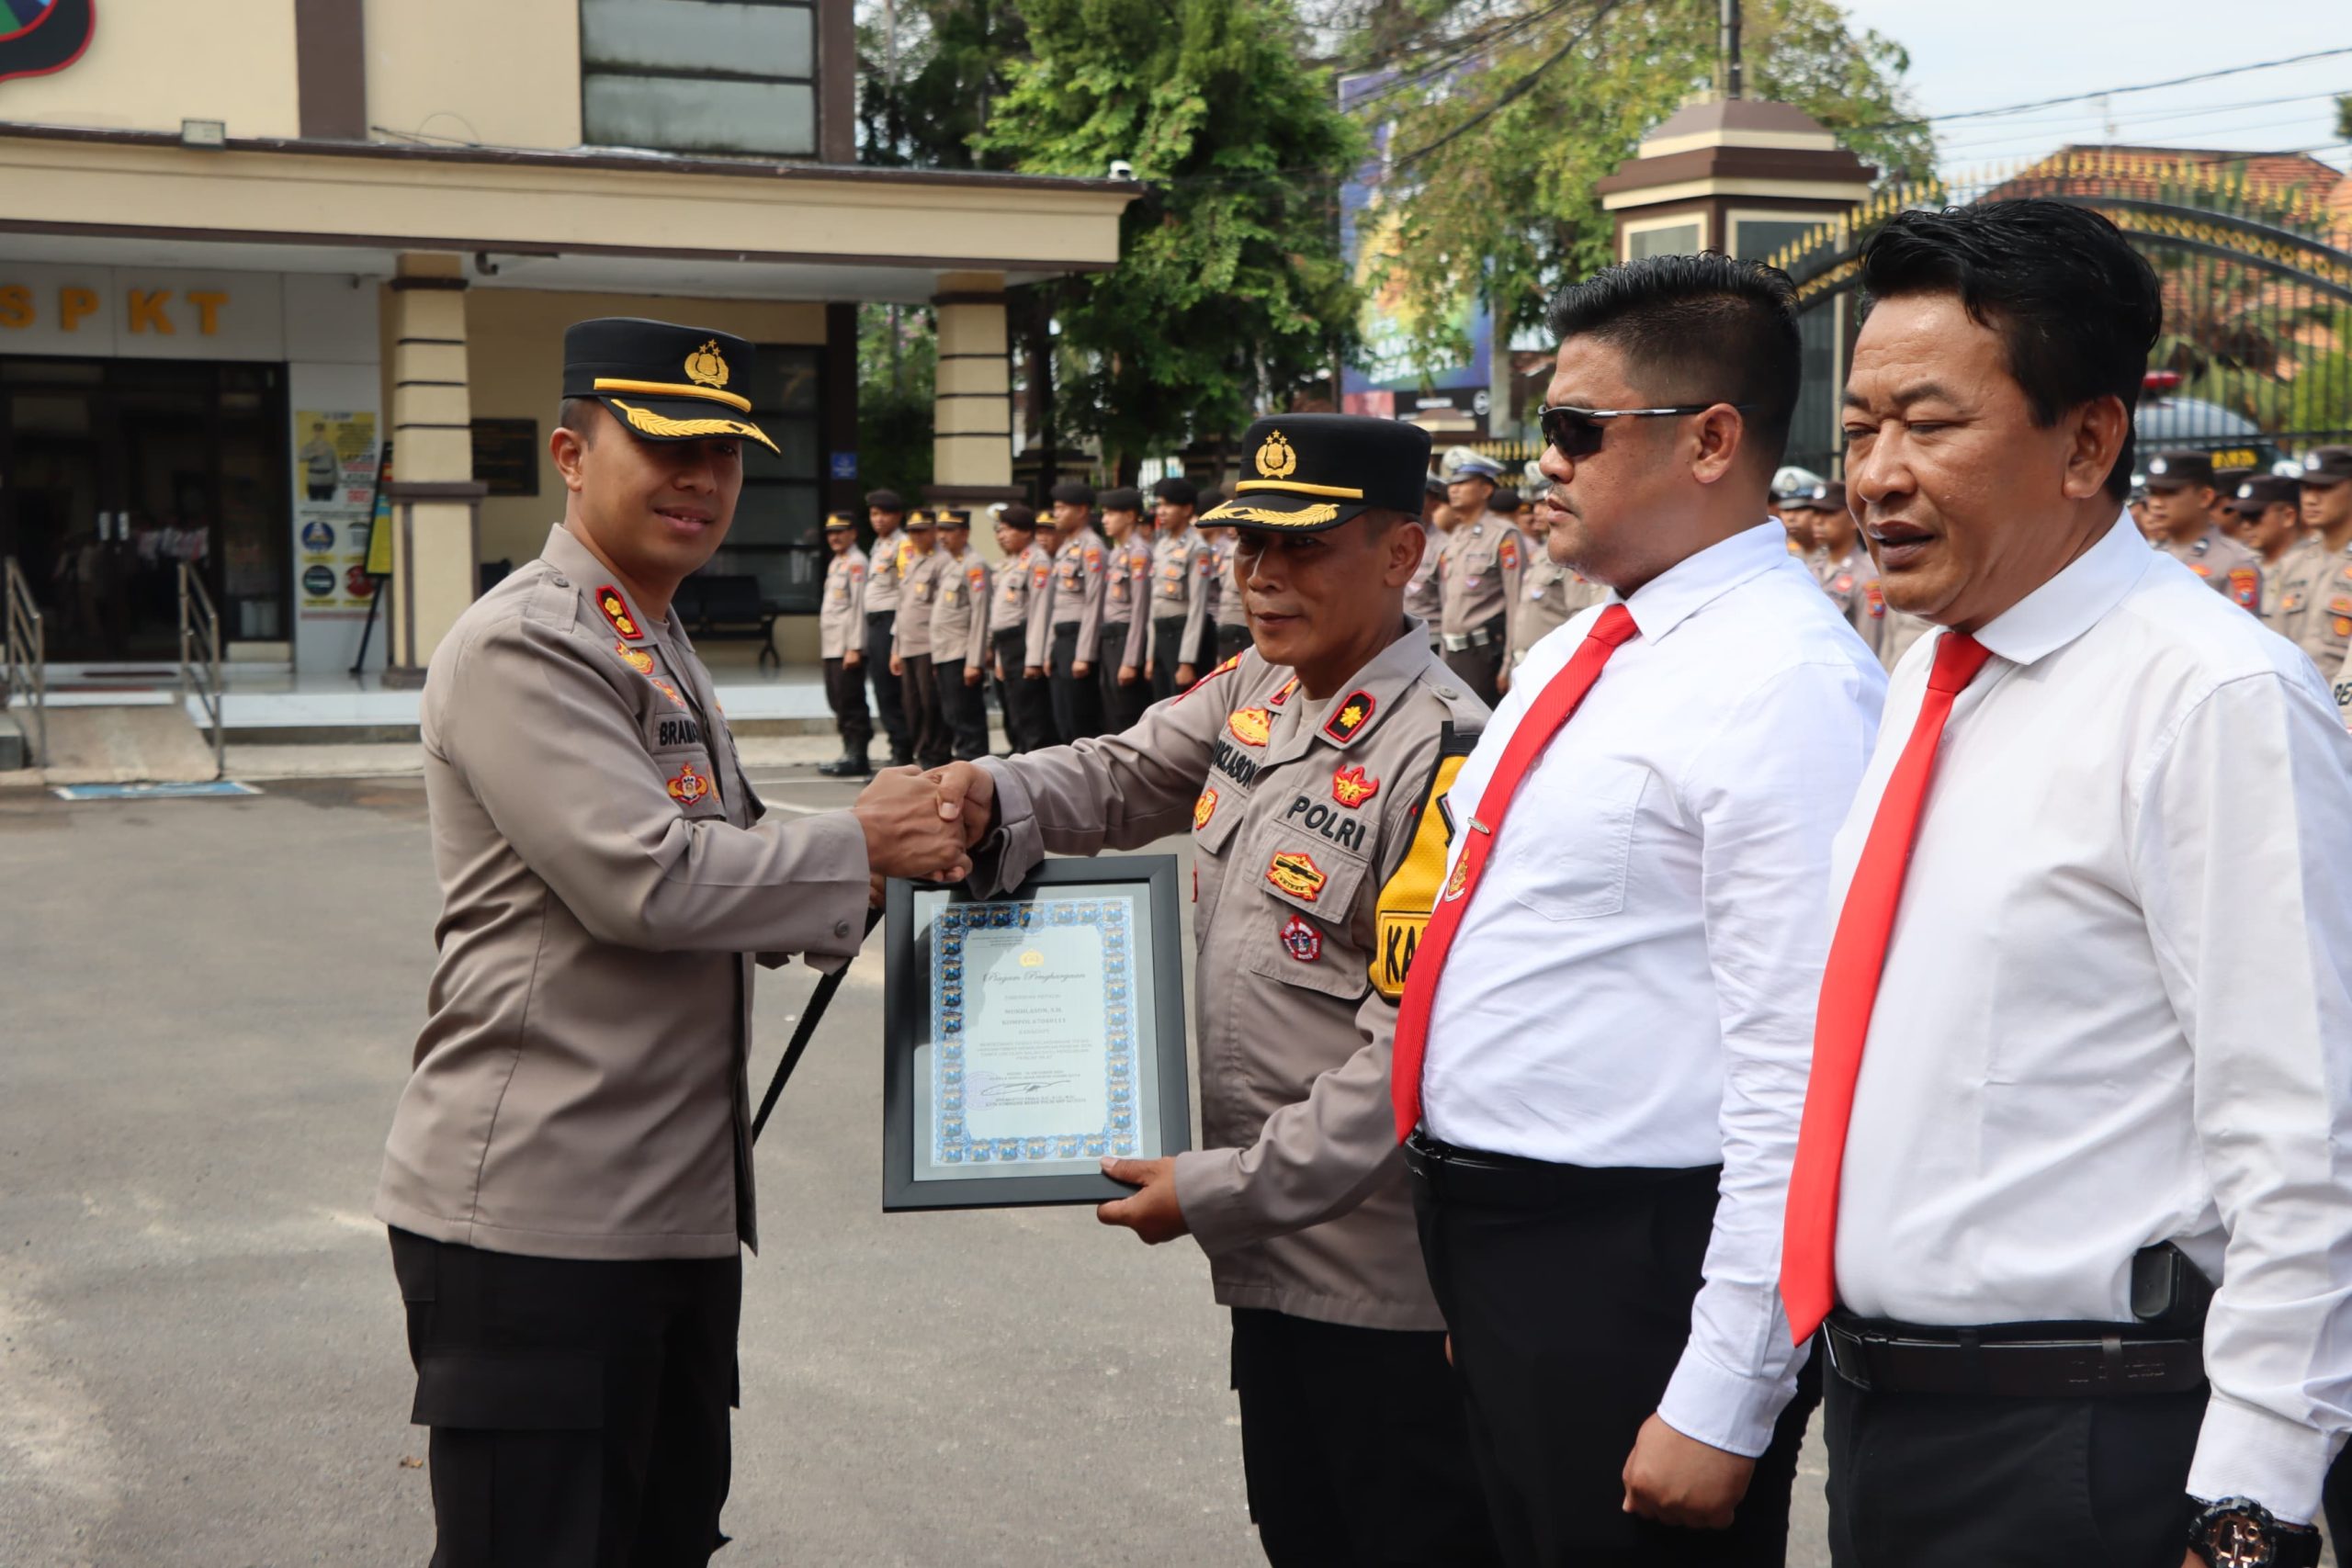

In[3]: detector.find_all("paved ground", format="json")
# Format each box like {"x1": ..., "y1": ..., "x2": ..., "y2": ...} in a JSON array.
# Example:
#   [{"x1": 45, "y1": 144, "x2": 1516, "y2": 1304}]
[{"x1": 0, "y1": 765, "x2": 1851, "y2": 1566}]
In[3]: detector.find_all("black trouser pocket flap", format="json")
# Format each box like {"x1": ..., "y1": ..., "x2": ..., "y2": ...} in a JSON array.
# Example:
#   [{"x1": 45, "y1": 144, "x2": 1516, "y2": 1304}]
[{"x1": 412, "y1": 1351, "x2": 604, "y2": 1431}]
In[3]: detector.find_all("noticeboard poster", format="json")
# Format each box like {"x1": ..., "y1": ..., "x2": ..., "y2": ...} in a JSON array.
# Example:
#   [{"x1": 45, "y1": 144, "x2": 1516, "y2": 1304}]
[{"x1": 293, "y1": 409, "x2": 380, "y2": 621}]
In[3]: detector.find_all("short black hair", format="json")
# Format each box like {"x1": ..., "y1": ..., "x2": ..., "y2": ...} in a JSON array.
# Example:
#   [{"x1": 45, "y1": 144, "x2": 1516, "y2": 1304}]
[
  {"x1": 1859, "y1": 200, "x2": 2161, "y2": 501},
  {"x1": 1545, "y1": 253, "x2": 1800, "y2": 472},
  {"x1": 1153, "y1": 476, "x2": 1199, "y2": 507},
  {"x1": 557, "y1": 397, "x2": 601, "y2": 445}
]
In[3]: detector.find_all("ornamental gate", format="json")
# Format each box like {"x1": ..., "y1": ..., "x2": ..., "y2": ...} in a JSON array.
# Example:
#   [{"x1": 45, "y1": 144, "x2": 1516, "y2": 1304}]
[{"x1": 1767, "y1": 152, "x2": 2352, "y2": 480}]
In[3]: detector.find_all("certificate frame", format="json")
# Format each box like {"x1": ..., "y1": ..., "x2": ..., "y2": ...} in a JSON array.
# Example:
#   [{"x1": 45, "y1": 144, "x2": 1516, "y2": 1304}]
[{"x1": 882, "y1": 856, "x2": 1192, "y2": 1212}]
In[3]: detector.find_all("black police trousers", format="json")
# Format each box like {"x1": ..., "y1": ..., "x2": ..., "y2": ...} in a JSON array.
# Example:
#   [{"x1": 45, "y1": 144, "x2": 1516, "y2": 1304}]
[
  {"x1": 864, "y1": 610, "x2": 910, "y2": 761},
  {"x1": 899, "y1": 650, "x2": 949, "y2": 771},
  {"x1": 1048, "y1": 622, "x2": 1103, "y2": 742},
  {"x1": 991, "y1": 626, "x2": 1056, "y2": 752},
  {"x1": 1229, "y1": 1307, "x2": 1500, "y2": 1568},
  {"x1": 389, "y1": 1229, "x2": 741, "y2": 1568},
  {"x1": 1097, "y1": 622, "x2": 1151, "y2": 731},
  {"x1": 822, "y1": 655, "x2": 871, "y2": 753},
  {"x1": 1823, "y1": 1369, "x2": 2202, "y2": 1565},
  {"x1": 1412, "y1": 1156, "x2": 1816, "y2": 1567},
  {"x1": 933, "y1": 656, "x2": 991, "y2": 760},
  {"x1": 1149, "y1": 615, "x2": 1191, "y2": 702}
]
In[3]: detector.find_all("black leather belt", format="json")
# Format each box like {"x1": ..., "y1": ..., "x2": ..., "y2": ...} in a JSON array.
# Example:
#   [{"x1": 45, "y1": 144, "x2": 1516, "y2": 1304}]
[
  {"x1": 1404, "y1": 1131, "x2": 1718, "y2": 1210},
  {"x1": 865, "y1": 609, "x2": 894, "y2": 622},
  {"x1": 1822, "y1": 1312, "x2": 2205, "y2": 1398},
  {"x1": 1053, "y1": 620, "x2": 1080, "y2": 636}
]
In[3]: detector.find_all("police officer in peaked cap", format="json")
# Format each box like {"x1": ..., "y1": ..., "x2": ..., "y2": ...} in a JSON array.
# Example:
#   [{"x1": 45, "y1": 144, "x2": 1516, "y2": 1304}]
[
  {"x1": 372, "y1": 317, "x2": 968, "y2": 1567},
  {"x1": 933, "y1": 414, "x2": 1502, "y2": 1567}
]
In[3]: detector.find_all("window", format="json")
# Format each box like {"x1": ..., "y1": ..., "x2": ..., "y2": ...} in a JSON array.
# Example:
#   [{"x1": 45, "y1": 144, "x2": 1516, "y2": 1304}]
[
  {"x1": 581, "y1": 0, "x2": 818, "y2": 158},
  {"x1": 701, "y1": 344, "x2": 825, "y2": 610},
  {"x1": 1732, "y1": 217, "x2": 1815, "y2": 266},
  {"x1": 1627, "y1": 221, "x2": 1702, "y2": 261}
]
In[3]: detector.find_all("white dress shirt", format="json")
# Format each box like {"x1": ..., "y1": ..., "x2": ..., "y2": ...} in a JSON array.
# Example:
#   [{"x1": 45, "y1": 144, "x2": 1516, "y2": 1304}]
[
  {"x1": 1835, "y1": 513, "x2": 2352, "y2": 1520},
  {"x1": 1421, "y1": 521, "x2": 1886, "y2": 1456}
]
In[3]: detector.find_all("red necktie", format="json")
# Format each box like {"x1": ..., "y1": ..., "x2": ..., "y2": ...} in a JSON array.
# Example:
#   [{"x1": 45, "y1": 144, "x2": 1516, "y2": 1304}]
[
  {"x1": 1390, "y1": 604, "x2": 1641, "y2": 1142},
  {"x1": 1781, "y1": 631, "x2": 1994, "y2": 1342}
]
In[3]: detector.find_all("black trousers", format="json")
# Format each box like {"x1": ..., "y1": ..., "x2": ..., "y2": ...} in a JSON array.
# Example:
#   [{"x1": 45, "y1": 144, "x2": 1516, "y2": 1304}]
[
  {"x1": 2325, "y1": 1449, "x2": 2352, "y2": 1553},
  {"x1": 899, "y1": 651, "x2": 948, "y2": 770},
  {"x1": 1230, "y1": 1307, "x2": 1500, "y2": 1568},
  {"x1": 1216, "y1": 622, "x2": 1252, "y2": 662},
  {"x1": 1150, "y1": 615, "x2": 1191, "y2": 701},
  {"x1": 864, "y1": 611, "x2": 910, "y2": 761},
  {"x1": 933, "y1": 656, "x2": 990, "y2": 760},
  {"x1": 821, "y1": 655, "x2": 871, "y2": 752},
  {"x1": 991, "y1": 627, "x2": 1057, "y2": 752},
  {"x1": 1441, "y1": 618, "x2": 1506, "y2": 708},
  {"x1": 1048, "y1": 622, "x2": 1103, "y2": 741},
  {"x1": 1413, "y1": 1157, "x2": 1817, "y2": 1568},
  {"x1": 1823, "y1": 1360, "x2": 2203, "y2": 1565},
  {"x1": 1097, "y1": 623, "x2": 1150, "y2": 730},
  {"x1": 389, "y1": 1229, "x2": 741, "y2": 1568}
]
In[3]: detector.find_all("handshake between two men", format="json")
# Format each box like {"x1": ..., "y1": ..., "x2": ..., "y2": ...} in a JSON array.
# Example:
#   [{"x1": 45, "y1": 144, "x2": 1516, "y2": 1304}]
[{"x1": 842, "y1": 761, "x2": 1001, "y2": 898}]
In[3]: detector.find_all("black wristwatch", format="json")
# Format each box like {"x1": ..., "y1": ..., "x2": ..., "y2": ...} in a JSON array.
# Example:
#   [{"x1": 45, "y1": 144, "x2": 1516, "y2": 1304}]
[{"x1": 2186, "y1": 1496, "x2": 2323, "y2": 1567}]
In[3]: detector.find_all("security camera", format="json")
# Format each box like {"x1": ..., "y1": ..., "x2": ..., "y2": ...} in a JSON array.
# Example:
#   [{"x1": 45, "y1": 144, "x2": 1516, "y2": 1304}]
[{"x1": 1108, "y1": 159, "x2": 1136, "y2": 182}]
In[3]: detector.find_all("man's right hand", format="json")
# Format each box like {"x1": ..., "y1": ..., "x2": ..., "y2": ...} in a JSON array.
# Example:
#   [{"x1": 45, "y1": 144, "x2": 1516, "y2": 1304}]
[
  {"x1": 843, "y1": 649, "x2": 862, "y2": 668},
  {"x1": 1024, "y1": 665, "x2": 1045, "y2": 679},
  {"x1": 1175, "y1": 663, "x2": 1195, "y2": 687},
  {"x1": 888, "y1": 654, "x2": 904, "y2": 677},
  {"x1": 930, "y1": 761, "x2": 998, "y2": 852},
  {"x1": 853, "y1": 767, "x2": 968, "y2": 883}
]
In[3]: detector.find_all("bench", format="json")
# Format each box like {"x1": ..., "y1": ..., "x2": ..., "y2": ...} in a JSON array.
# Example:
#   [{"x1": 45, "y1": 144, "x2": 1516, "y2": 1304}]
[{"x1": 675, "y1": 574, "x2": 782, "y2": 670}]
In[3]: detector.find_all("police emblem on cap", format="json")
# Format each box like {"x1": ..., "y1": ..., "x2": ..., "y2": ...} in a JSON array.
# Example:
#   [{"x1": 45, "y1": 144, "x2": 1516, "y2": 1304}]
[
  {"x1": 2238, "y1": 483, "x2": 2254, "y2": 499},
  {"x1": 1204, "y1": 413, "x2": 1434, "y2": 533},
  {"x1": 1256, "y1": 431, "x2": 1298, "y2": 479},
  {"x1": 564, "y1": 317, "x2": 779, "y2": 455},
  {"x1": 684, "y1": 340, "x2": 729, "y2": 389},
  {"x1": 2149, "y1": 457, "x2": 2169, "y2": 475}
]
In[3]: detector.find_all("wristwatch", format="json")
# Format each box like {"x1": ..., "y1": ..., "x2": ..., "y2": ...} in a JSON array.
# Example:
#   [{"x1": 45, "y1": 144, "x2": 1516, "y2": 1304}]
[{"x1": 2186, "y1": 1497, "x2": 2323, "y2": 1568}]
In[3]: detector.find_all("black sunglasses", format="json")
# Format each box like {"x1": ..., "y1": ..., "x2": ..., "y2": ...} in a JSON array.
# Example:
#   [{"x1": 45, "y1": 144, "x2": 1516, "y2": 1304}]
[{"x1": 1537, "y1": 402, "x2": 1757, "y2": 460}]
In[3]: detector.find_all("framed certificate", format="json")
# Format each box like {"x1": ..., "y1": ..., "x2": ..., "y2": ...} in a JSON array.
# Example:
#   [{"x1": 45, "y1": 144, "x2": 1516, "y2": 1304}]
[{"x1": 882, "y1": 857, "x2": 1192, "y2": 1211}]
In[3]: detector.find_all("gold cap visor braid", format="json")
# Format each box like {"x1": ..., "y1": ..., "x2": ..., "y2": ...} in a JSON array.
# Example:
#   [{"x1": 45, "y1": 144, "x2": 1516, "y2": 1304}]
[{"x1": 601, "y1": 397, "x2": 781, "y2": 456}]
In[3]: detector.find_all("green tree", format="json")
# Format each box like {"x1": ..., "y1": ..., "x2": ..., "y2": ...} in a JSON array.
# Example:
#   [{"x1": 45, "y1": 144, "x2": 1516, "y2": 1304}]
[
  {"x1": 858, "y1": 302, "x2": 937, "y2": 493},
  {"x1": 1357, "y1": 0, "x2": 1931, "y2": 369},
  {"x1": 978, "y1": 0, "x2": 1371, "y2": 474},
  {"x1": 857, "y1": 0, "x2": 1030, "y2": 169}
]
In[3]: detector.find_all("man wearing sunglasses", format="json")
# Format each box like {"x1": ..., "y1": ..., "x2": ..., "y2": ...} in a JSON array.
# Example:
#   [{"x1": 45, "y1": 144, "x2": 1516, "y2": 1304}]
[
  {"x1": 1435, "y1": 452, "x2": 1526, "y2": 705},
  {"x1": 1395, "y1": 254, "x2": 1884, "y2": 1565}
]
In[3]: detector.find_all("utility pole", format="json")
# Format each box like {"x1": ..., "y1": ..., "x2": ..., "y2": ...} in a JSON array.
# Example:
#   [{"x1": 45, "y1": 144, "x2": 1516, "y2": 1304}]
[{"x1": 1719, "y1": 0, "x2": 1742, "y2": 100}]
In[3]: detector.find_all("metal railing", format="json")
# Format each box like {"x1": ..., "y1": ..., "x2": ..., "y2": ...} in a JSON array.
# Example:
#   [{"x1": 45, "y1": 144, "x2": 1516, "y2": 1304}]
[
  {"x1": 3, "y1": 557, "x2": 44, "y2": 771},
  {"x1": 178, "y1": 563, "x2": 225, "y2": 781}
]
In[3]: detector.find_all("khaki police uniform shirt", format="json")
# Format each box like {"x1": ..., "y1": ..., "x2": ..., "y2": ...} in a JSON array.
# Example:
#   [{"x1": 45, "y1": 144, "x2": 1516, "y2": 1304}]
[
  {"x1": 2262, "y1": 534, "x2": 2352, "y2": 673},
  {"x1": 820, "y1": 545, "x2": 866, "y2": 660},
  {"x1": 1509, "y1": 552, "x2": 1607, "y2": 667},
  {"x1": 1212, "y1": 533, "x2": 1250, "y2": 629},
  {"x1": 375, "y1": 525, "x2": 870, "y2": 1260},
  {"x1": 865, "y1": 527, "x2": 913, "y2": 615},
  {"x1": 894, "y1": 547, "x2": 943, "y2": 659},
  {"x1": 1048, "y1": 526, "x2": 1109, "y2": 660},
  {"x1": 928, "y1": 545, "x2": 991, "y2": 671},
  {"x1": 1438, "y1": 517, "x2": 1526, "y2": 638},
  {"x1": 971, "y1": 625, "x2": 1487, "y2": 1329},
  {"x1": 1102, "y1": 532, "x2": 1154, "y2": 672},
  {"x1": 1147, "y1": 525, "x2": 1215, "y2": 668},
  {"x1": 1404, "y1": 521, "x2": 1444, "y2": 626},
  {"x1": 1817, "y1": 548, "x2": 1885, "y2": 660},
  {"x1": 2155, "y1": 525, "x2": 2263, "y2": 612},
  {"x1": 993, "y1": 540, "x2": 1054, "y2": 667}
]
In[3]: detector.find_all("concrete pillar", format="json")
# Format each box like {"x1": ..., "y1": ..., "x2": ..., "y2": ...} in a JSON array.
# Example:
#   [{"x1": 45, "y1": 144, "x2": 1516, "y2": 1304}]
[
  {"x1": 928, "y1": 272, "x2": 1021, "y2": 524},
  {"x1": 383, "y1": 253, "x2": 487, "y2": 684}
]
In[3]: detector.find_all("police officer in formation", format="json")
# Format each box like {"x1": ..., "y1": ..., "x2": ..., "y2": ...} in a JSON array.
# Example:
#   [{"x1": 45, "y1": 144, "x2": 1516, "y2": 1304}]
[
  {"x1": 1206, "y1": 514, "x2": 1255, "y2": 662},
  {"x1": 934, "y1": 412, "x2": 1499, "y2": 1567},
  {"x1": 1434, "y1": 452, "x2": 1525, "y2": 705},
  {"x1": 2143, "y1": 450, "x2": 2264, "y2": 611},
  {"x1": 1503, "y1": 480, "x2": 1607, "y2": 679},
  {"x1": 2231, "y1": 475, "x2": 2305, "y2": 620},
  {"x1": 890, "y1": 509, "x2": 948, "y2": 770},
  {"x1": 928, "y1": 508, "x2": 992, "y2": 762},
  {"x1": 989, "y1": 502, "x2": 1057, "y2": 753},
  {"x1": 861, "y1": 487, "x2": 918, "y2": 765},
  {"x1": 1147, "y1": 476, "x2": 1216, "y2": 699},
  {"x1": 1043, "y1": 480, "x2": 1108, "y2": 741},
  {"x1": 373, "y1": 318, "x2": 967, "y2": 1567},
  {"x1": 2246, "y1": 447, "x2": 2352, "y2": 673},
  {"x1": 817, "y1": 510, "x2": 874, "y2": 778},
  {"x1": 1405, "y1": 474, "x2": 1448, "y2": 638},
  {"x1": 1096, "y1": 487, "x2": 1156, "y2": 729}
]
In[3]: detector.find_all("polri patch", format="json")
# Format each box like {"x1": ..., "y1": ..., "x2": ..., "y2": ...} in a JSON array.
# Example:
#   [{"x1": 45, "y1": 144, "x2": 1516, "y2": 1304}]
[
  {"x1": 1331, "y1": 764, "x2": 1380, "y2": 808},
  {"x1": 1193, "y1": 788, "x2": 1218, "y2": 830},
  {"x1": 1266, "y1": 850, "x2": 1327, "y2": 903},
  {"x1": 1279, "y1": 914, "x2": 1323, "y2": 964},
  {"x1": 1322, "y1": 690, "x2": 1375, "y2": 745},
  {"x1": 598, "y1": 585, "x2": 644, "y2": 641},
  {"x1": 666, "y1": 761, "x2": 711, "y2": 807},
  {"x1": 616, "y1": 640, "x2": 655, "y2": 676},
  {"x1": 1227, "y1": 706, "x2": 1272, "y2": 747}
]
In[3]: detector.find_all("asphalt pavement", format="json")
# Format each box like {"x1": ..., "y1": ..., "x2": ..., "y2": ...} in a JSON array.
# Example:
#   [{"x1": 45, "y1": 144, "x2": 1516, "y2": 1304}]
[{"x1": 0, "y1": 765, "x2": 1841, "y2": 1567}]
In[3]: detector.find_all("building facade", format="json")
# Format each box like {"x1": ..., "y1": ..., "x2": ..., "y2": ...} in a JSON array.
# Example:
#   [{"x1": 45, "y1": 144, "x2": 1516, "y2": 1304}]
[{"x1": 0, "y1": 0, "x2": 1132, "y2": 673}]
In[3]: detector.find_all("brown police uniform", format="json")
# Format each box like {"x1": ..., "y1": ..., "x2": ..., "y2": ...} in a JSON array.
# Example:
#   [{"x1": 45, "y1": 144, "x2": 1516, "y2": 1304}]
[
  {"x1": 929, "y1": 538, "x2": 993, "y2": 761},
  {"x1": 1436, "y1": 513, "x2": 1525, "y2": 706},
  {"x1": 989, "y1": 528, "x2": 1057, "y2": 752},
  {"x1": 894, "y1": 536, "x2": 950, "y2": 770},
  {"x1": 1405, "y1": 519, "x2": 1445, "y2": 632},
  {"x1": 1147, "y1": 524, "x2": 1216, "y2": 700},
  {"x1": 1047, "y1": 524, "x2": 1108, "y2": 741},
  {"x1": 1508, "y1": 551, "x2": 1607, "y2": 670},
  {"x1": 1210, "y1": 531, "x2": 1252, "y2": 661},
  {"x1": 863, "y1": 517, "x2": 917, "y2": 764},
  {"x1": 818, "y1": 534, "x2": 872, "y2": 766},
  {"x1": 2154, "y1": 524, "x2": 2264, "y2": 612},
  {"x1": 1097, "y1": 528, "x2": 1155, "y2": 731}
]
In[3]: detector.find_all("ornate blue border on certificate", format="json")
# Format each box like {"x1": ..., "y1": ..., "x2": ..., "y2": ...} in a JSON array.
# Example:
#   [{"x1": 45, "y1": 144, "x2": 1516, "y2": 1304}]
[{"x1": 931, "y1": 897, "x2": 1136, "y2": 1168}]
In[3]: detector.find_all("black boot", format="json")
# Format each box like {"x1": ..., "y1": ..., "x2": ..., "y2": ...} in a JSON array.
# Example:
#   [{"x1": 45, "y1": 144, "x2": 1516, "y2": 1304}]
[{"x1": 817, "y1": 747, "x2": 873, "y2": 778}]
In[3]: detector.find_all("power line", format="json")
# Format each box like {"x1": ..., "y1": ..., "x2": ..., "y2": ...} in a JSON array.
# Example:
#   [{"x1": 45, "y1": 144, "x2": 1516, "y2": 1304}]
[
  {"x1": 1933, "y1": 89, "x2": 2350, "y2": 149},
  {"x1": 1392, "y1": 0, "x2": 1628, "y2": 171},
  {"x1": 1859, "y1": 46, "x2": 2352, "y2": 132}
]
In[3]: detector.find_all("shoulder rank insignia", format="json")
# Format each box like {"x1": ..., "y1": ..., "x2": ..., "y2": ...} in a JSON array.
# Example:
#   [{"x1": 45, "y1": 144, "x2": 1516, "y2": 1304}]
[
  {"x1": 1865, "y1": 581, "x2": 1885, "y2": 619},
  {"x1": 1269, "y1": 675, "x2": 1299, "y2": 707},
  {"x1": 1227, "y1": 706, "x2": 1272, "y2": 747},
  {"x1": 666, "y1": 761, "x2": 711, "y2": 807},
  {"x1": 1331, "y1": 764, "x2": 1380, "y2": 808},
  {"x1": 1322, "y1": 690, "x2": 1375, "y2": 745},
  {"x1": 1279, "y1": 914, "x2": 1323, "y2": 964},
  {"x1": 1266, "y1": 850, "x2": 1326, "y2": 903},
  {"x1": 616, "y1": 640, "x2": 655, "y2": 677},
  {"x1": 1177, "y1": 652, "x2": 1243, "y2": 703},
  {"x1": 1499, "y1": 536, "x2": 1519, "y2": 570},
  {"x1": 2189, "y1": 562, "x2": 2212, "y2": 579},
  {"x1": 2229, "y1": 568, "x2": 2258, "y2": 609},
  {"x1": 1193, "y1": 788, "x2": 1218, "y2": 830},
  {"x1": 598, "y1": 585, "x2": 644, "y2": 641}
]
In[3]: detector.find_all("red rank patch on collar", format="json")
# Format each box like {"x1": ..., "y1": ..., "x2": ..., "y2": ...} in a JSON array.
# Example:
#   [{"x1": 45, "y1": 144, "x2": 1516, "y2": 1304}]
[
  {"x1": 666, "y1": 761, "x2": 710, "y2": 806},
  {"x1": 1269, "y1": 675, "x2": 1299, "y2": 707},
  {"x1": 1330, "y1": 764, "x2": 1379, "y2": 808},
  {"x1": 597, "y1": 585, "x2": 644, "y2": 641},
  {"x1": 1279, "y1": 914, "x2": 1322, "y2": 963},
  {"x1": 1321, "y1": 690, "x2": 1375, "y2": 745}
]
